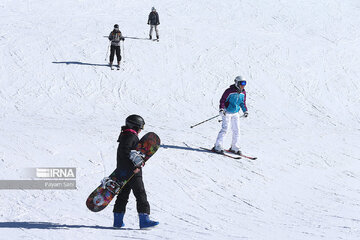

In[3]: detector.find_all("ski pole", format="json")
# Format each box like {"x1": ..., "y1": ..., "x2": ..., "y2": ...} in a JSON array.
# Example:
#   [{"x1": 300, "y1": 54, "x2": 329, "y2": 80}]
[
  {"x1": 122, "y1": 40, "x2": 125, "y2": 62},
  {"x1": 190, "y1": 115, "x2": 219, "y2": 128},
  {"x1": 105, "y1": 41, "x2": 110, "y2": 61}
]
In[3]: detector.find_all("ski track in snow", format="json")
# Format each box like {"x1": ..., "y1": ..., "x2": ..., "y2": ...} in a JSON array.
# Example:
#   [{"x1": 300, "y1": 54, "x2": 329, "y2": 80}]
[{"x1": 0, "y1": 0, "x2": 360, "y2": 239}]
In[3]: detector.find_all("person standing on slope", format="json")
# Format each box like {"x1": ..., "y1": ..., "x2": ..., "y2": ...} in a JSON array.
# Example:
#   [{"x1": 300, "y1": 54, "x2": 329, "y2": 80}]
[
  {"x1": 113, "y1": 115, "x2": 159, "y2": 229},
  {"x1": 108, "y1": 24, "x2": 125, "y2": 69},
  {"x1": 212, "y1": 76, "x2": 248, "y2": 154},
  {"x1": 147, "y1": 7, "x2": 160, "y2": 40}
]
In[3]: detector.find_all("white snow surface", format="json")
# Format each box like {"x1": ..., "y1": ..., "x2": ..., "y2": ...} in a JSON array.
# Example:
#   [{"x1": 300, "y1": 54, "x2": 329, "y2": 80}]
[{"x1": 1, "y1": 0, "x2": 360, "y2": 239}]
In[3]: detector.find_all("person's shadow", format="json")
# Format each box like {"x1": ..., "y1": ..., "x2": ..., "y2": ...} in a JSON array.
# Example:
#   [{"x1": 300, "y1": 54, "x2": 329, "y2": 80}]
[
  {"x1": 103, "y1": 36, "x2": 150, "y2": 41},
  {"x1": 124, "y1": 36, "x2": 150, "y2": 40},
  {"x1": 0, "y1": 221, "x2": 137, "y2": 230},
  {"x1": 52, "y1": 61, "x2": 109, "y2": 67},
  {"x1": 160, "y1": 144, "x2": 206, "y2": 153}
]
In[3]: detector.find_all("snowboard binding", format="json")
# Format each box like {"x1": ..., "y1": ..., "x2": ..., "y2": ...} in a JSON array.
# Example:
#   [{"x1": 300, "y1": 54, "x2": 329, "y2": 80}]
[{"x1": 101, "y1": 177, "x2": 122, "y2": 194}]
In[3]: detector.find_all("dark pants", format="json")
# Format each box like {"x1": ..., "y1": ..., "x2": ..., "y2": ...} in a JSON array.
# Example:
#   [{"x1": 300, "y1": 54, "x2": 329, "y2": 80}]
[
  {"x1": 110, "y1": 45, "x2": 121, "y2": 63},
  {"x1": 113, "y1": 175, "x2": 150, "y2": 214}
]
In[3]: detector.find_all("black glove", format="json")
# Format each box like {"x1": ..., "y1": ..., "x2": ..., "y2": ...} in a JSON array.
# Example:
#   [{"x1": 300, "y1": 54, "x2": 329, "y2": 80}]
[
  {"x1": 243, "y1": 112, "x2": 248, "y2": 118},
  {"x1": 219, "y1": 109, "x2": 226, "y2": 117}
]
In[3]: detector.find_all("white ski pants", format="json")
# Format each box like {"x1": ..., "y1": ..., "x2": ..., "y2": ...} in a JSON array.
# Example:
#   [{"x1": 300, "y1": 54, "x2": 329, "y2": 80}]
[
  {"x1": 215, "y1": 113, "x2": 241, "y2": 151},
  {"x1": 149, "y1": 25, "x2": 159, "y2": 38}
]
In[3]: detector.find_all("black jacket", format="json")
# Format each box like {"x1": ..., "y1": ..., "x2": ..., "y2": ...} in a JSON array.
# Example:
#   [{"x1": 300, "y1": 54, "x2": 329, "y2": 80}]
[
  {"x1": 115, "y1": 127, "x2": 141, "y2": 179},
  {"x1": 148, "y1": 12, "x2": 160, "y2": 25}
]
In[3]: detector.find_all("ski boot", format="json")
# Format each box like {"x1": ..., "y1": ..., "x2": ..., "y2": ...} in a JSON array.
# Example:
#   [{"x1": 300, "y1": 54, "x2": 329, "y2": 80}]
[
  {"x1": 149, "y1": 35, "x2": 152, "y2": 40},
  {"x1": 156, "y1": 35, "x2": 159, "y2": 40},
  {"x1": 229, "y1": 148, "x2": 242, "y2": 155},
  {"x1": 139, "y1": 213, "x2": 159, "y2": 229},
  {"x1": 211, "y1": 146, "x2": 224, "y2": 154},
  {"x1": 113, "y1": 212, "x2": 125, "y2": 228}
]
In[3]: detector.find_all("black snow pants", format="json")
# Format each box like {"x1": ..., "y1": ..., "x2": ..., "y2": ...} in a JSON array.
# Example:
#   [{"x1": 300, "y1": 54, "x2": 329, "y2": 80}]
[
  {"x1": 110, "y1": 45, "x2": 121, "y2": 63},
  {"x1": 113, "y1": 174, "x2": 150, "y2": 214}
]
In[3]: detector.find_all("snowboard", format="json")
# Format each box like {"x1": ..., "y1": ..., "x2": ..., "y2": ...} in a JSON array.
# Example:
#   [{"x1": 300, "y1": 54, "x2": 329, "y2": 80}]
[{"x1": 86, "y1": 132, "x2": 160, "y2": 212}]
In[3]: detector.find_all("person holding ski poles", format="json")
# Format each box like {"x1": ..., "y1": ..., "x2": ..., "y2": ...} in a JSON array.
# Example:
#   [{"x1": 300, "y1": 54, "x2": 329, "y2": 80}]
[
  {"x1": 148, "y1": 7, "x2": 160, "y2": 40},
  {"x1": 108, "y1": 24, "x2": 124, "y2": 69},
  {"x1": 212, "y1": 76, "x2": 248, "y2": 154},
  {"x1": 112, "y1": 114, "x2": 159, "y2": 229}
]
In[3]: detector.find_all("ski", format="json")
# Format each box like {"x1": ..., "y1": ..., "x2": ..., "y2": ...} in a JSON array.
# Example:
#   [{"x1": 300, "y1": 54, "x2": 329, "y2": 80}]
[
  {"x1": 225, "y1": 150, "x2": 257, "y2": 160},
  {"x1": 240, "y1": 154, "x2": 257, "y2": 160},
  {"x1": 199, "y1": 147, "x2": 241, "y2": 159}
]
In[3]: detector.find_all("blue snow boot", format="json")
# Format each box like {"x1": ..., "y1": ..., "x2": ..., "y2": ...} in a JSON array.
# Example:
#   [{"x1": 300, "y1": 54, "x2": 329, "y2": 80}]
[
  {"x1": 139, "y1": 213, "x2": 159, "y2": 229},
  {"x1": 113, "y1": 212, "x2": 125, "y2": 228}
]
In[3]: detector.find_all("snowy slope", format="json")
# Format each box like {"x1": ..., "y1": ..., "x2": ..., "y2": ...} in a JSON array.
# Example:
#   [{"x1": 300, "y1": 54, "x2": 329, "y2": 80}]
[{"x1": 1, "y1": 0, "x2": 360, "y2": 239}]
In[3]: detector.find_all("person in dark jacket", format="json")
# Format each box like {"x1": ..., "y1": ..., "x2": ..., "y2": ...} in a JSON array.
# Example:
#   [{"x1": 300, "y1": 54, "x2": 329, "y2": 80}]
[
  {"x1": 113, "y1": 114, "x2": 159, "y2": 229},
  {"x1": 108, "y1": 24, "x2": 124, "y2": 68},
  {"x1": 147, "y1": 7, "x2": 160, "y2": 40}
]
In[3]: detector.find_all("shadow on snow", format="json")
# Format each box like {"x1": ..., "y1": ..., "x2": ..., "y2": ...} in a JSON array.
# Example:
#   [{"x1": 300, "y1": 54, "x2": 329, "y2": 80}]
[
  {"x1": 52, "y1": 61, "x2": 109, "y2": 67},
  {"x1": 102, "y1": 36, "x2": 150, "y2": 40},
  {"x1": 160, "y1": 144, "x2": 206, "y2": 153},
  {"x1": 124, "y1": 36, "x2": 150, "y2": 40},
  {"x1": 0, "y1": 221, "x2": 138, "y2": 230}
]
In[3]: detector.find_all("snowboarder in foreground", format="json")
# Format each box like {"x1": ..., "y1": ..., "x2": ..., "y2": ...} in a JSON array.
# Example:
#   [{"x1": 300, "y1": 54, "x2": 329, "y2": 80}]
[
  {"x1": 108, "y1": 24, "x2": 125, "y2": 69},
  {"x1": 113, "y1": 115, "x2": 159, "y2": 229},
  {"x1": 212, "y1": 76, "x2": 248, "y2": 154},
  {"x1": 147, "y1": 7, "x2": 160, "y2": 40}
]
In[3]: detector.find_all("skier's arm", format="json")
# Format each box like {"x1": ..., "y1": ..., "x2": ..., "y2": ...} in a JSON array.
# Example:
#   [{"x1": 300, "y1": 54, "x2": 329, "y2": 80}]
[
  {"x1": 108, "y1": 32, "x2": 113, "y2": 41},
  {"x1": 219, "y1": 88, "x2": 231, "y2": 110},
  {"x1": 147, "y1": 13, "x2": 151, "y2": 24},
  {"x1": 239, "y1": 91, "x2": 248, "y2": 114},
  {"x1": 120, "y1": 32, "x2": 125, "y2": 41},
  {"x1": 156, "y1": 13, "x2": 160, "y2": 25},
  {"x1": 116, "y1": 135, "x2": 140, "y2": 175}
]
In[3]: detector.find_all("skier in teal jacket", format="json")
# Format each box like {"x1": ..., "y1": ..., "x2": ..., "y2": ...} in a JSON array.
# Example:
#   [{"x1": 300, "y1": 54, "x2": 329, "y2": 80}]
[{"x1": 213, "y1": 76, "x2": 248, "y2": 154}]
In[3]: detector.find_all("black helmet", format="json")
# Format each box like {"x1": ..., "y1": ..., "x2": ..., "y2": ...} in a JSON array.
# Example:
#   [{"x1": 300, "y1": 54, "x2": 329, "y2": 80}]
[
  {"x1": 125, "y1": 114, "x2": 145, "y2": 130},
  {"x1": 114, "y1": 24, "x2": 119, "y2": 29}
]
